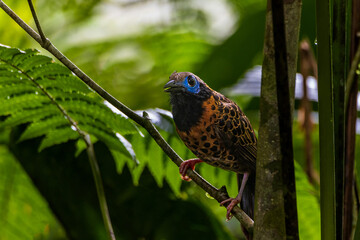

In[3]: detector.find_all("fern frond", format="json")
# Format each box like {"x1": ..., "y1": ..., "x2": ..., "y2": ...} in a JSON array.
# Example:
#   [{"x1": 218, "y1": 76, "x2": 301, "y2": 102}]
[
  {"x1": 11, "y1": 48, "x2": 38, "y2": 66},
  {"x1": 45, "y1": 87, "x2": 95, "y2": 101},
  {"x1": 0, "y1": 76, "x2": 33, "y2": 85},
  {"x1": 0, "y1": 45, "x2": 138, "y2": 157},
  {"x1": 0, "y1": 84, "x2": 35, "y2": 98},
  {"x1": 18, "y1": 54, "x2": 51, "y2": 72},
  {"x1": 0, "y1": 94, "x2": 49, "y2": 115},
  {"x1": 82, "y1": 124, "x2": 131, "y2": 157},
  {"x1": 37, "y1": 76, "x2": 91, "y2": 94},
  {"x1": 0, "y1": 106, "x2": 58, "y2": 129},
  {"x1": 0, "y1": 46, "x2": 24, "y2": 61},
  {"x1": 19, "y1": 115, "x2": 69, "y2": 142},
  {"x1": 61, "y1": 100, "x2": 136, "y2": 135},
  {"x1": 39, "y1": 127, "x2": 79, "y2": 152},
  {"x1": 0, "y1": 68, "x2": 23, "y2": 80},
  {"x1": 30, "y1": 64, "x2": 71, "y2": 79}
]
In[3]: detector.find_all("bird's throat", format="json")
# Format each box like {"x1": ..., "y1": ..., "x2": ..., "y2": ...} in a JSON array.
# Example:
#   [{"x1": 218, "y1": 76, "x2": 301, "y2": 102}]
[{"x1": 170, "y1": 94, "x2": 206, "y2": 132}]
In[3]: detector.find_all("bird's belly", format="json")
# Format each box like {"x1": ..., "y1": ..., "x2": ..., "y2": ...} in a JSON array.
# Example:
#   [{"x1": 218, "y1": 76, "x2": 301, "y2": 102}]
[
  {"x1": 177, "y1": 124, "x2": 248, "y2": 173},
  {"x1": 199, "y1": 152, "x2": 250, "y2": 173}
]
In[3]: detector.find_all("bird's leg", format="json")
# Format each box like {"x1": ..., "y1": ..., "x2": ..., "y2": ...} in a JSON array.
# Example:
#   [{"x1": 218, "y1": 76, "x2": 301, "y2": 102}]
[
  {"x1": 220, "y1": 172, "x2": 249, "y2": 220},
  {"x1": 179, "y1": 158, "x2": 203, "y2": 181}
]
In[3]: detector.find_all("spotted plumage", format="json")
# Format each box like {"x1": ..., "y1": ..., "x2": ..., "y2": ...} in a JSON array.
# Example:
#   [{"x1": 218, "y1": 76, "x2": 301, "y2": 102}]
[
  {"x1": 165, "y1": 72, "x2": 256, "y2": 237},
  {"x1": 165, "y1": 72, "x2": 256, "y2": 174}
]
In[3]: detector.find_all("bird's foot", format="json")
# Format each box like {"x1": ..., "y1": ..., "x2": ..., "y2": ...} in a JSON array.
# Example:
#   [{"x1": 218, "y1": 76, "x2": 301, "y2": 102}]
[
  {"x1": 219, "y1": 173, "x2": 248, "y2": 220},
  {"x1": 179, "y1": 159, "x2": 203, "y2": 181},
  {"x1": 220, "y1": 197, "x2": 241, "y2": 220}
]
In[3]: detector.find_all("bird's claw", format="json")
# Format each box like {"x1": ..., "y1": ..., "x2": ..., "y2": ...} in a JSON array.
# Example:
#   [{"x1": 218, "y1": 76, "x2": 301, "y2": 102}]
[
  {"x1": 220, "y1": 197, "x2": 241, "y2": 220},
  {"x1": 179, "y1": 159, "x2": 202, "y2": 181},
  {"x1": 180, "y1": 174, "x2": 192, "y2": 181}
]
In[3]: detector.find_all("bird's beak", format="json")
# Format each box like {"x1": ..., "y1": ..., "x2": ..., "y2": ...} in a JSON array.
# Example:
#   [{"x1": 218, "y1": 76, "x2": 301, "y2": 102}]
[{"x1": 164, "y1": 80, "x2": 183, "y2": 92}]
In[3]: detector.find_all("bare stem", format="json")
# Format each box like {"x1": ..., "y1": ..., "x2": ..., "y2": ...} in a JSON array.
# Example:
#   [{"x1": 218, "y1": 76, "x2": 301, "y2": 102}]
[
  {"x1": 0, "y1": 0, "x2": 254, "y2": 231},
  {"x1": 84, "y1": 135, "x2": 116, "y2": 240},
  {"x1": 27, "y1": 0, "x2": 48, "y2": 47},
  {"x1": 345, "y1": 43, "x2": 360, "y2": 106}
]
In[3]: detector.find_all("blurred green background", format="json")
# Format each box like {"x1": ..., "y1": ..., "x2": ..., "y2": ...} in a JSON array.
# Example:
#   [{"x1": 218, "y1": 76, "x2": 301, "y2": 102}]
[{"x1": 0, "y1": 0, "x2": 329, "y2": 239}]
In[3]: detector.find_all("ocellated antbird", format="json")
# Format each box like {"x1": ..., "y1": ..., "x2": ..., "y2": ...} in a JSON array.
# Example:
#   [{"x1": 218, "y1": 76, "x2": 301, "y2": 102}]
[{"x1": 164, "y1": 72, "x2": 256, "y2": 239}]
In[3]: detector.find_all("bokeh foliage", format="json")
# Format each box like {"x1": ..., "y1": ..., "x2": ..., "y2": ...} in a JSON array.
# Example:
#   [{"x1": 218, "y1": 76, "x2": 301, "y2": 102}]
[{"x1": 0, "y1": 0, "x2": 323, "y2": 239}]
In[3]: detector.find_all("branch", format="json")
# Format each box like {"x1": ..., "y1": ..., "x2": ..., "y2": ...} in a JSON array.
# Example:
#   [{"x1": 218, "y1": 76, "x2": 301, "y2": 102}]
[
  {"x1": 27, "y1": 0, "x2": 48, "y2": 47},
  {"x1": 299, "y1": 40, "x2": 319, "y2": 185},
  {"x1": 84, "y1": 135, "x2": 116, "y2": 240},
  {"x1": 345, "y1": 43, "x2": 360, "y2": 107},
  {"x1": 0, "y1": 0, "x2": 254, "y2": 231}
]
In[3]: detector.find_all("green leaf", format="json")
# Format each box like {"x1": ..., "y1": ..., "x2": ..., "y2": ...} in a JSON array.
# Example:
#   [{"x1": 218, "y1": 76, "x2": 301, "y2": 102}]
[
  {"x1": 111, "y1": 149, "x2": 128, "y2": 174},
  {"x1": 19, "y1": 115, "x2": 69, "y2": 142},
  {"x1": 0, "y1": 44, "x2": 138, "y2": 158},
  {"x1": 147, "y1": 132, "x2": 165, "y2": 187},
  {"x1": 39, "y1": 127, "x2": 79, "y2": 152},
  {"x1": 19, "y1": 54, "x2": 53, "y2": 72},
  {"x1": 37, "y1": 76, "x2": 91, "y2": 94},
  {"x1": 0, "y1": 84, "x2": 35, "y2": 98},
  {"x1": 11, "y1": 48, "x2": 38, "y2": 66},
  {"x1": 0, "y1": 146, "x2": 66, "y2": 240},
  {"x1": 129, "y1": 133, "x2": 148, "y2": 185},
  {"x1": 0, "y1": 94, "x2": 50, "y2": 115},
  {"x1": 0, "y1": 106, "x2": 58, "y2": 129},
  {"x1": 0, "y1": 76, "x2": 26, "y2": 85},
  {"x1": 295, "y1": 161, "x2": 321, "y2": 240},
  {"x1": 165, "y1": 136, "x2": 187, "y2": 195},
  {"x1": 83, "y1": 124, "x2": 131, "y2": 157},
  {"x1": 61, "y1": 100, "x2": 137, "y2": 135},
  {"x1": 0, "y1": 45, "x2": 23, "y2": 61}
]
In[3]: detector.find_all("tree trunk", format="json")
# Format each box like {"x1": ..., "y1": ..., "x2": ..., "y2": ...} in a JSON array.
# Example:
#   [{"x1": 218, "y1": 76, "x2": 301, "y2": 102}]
[{"x1": 254, "y1": 0, "x2": 302, "y2": 239}]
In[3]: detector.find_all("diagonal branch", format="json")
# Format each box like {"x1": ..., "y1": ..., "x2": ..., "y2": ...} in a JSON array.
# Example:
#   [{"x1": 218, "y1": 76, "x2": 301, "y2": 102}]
[{"x1": 0, "y1": 0, "x2": 254, "y2": 232}]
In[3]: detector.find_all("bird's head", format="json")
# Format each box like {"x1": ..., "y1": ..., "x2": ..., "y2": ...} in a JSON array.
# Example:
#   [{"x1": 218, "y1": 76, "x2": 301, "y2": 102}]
[
  {"x1": 164, "y1": 72, "x2": 215, "y2": 131},
  {"x1": 164, "y1": 72, "x2": 212, "y2": 99}
]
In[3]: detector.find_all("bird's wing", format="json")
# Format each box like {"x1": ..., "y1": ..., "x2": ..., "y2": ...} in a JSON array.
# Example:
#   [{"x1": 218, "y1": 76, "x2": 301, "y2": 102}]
[{"x1": 213, "y1": 99, "x2": 257, "y2": 171}]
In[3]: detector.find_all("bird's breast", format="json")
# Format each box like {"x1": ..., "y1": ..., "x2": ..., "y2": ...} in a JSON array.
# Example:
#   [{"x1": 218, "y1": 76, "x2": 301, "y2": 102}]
[{"x1": 176, "y1": 96, "x2": 248, "y2": 173}]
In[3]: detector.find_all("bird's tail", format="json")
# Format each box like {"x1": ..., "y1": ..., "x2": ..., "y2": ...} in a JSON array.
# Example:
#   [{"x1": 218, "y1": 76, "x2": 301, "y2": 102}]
[{"x1": 238, "y1": 173, "x2": 255, "y2": 240}]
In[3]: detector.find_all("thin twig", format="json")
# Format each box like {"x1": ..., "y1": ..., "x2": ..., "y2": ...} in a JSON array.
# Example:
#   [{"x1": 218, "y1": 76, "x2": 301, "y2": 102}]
[
  {"x1": 27, "y1": 0, "x2": 48, "y2": 47},
  {"x1": 299, "y1": 39, "x2": 319, "y2": 185},
  {"x1": 84, "y1": 135, "x2": 116, "y2": 240},
  {"x1": 0, "y1": 0, "x2": 254, "y2": 231},
  {"x1": 345, "y1": 43, "x2": 360, "y2": 106}
]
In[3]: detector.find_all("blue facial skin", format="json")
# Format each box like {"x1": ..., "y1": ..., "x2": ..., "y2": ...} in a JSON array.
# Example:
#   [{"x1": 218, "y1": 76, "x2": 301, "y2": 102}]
[{"x1": 183, "y1": 75, "x2": 200, "y2": 94}]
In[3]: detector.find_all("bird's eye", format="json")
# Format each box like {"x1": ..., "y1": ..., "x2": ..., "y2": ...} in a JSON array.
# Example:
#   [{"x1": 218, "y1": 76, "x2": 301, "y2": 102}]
[{"x1": 187, "y1": 75, "x2": 196, "y2": 87}]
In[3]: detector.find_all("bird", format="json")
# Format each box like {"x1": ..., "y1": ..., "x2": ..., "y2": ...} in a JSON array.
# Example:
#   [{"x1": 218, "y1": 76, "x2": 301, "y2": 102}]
[{"x1": 164, "y1": 71, "x2": 257, "y2": 238}]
